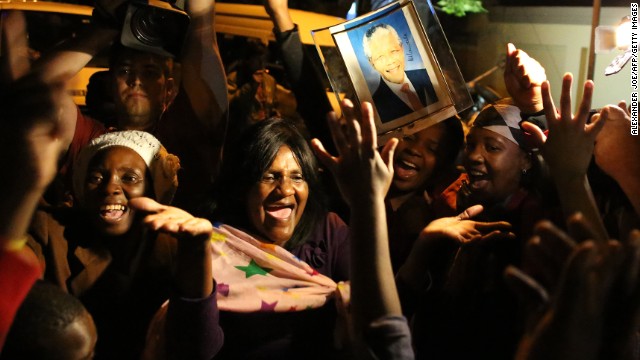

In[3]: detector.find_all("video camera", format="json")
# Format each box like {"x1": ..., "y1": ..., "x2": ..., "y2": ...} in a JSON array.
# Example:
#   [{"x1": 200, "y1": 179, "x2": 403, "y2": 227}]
[{"x1": 120, "y1": 0, "x2": 190, "y2": 58}]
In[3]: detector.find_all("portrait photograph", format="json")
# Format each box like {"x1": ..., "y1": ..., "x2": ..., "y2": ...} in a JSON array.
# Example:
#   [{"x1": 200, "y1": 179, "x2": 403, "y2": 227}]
[{"x1": 329, "y1": 1, "x2": 456, "y2": 136}]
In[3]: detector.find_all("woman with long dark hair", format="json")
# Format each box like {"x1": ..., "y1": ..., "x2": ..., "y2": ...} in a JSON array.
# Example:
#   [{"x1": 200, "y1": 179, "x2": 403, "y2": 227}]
[{"x1": 211, "y1": 117, "x2": 350, "y2": 359}]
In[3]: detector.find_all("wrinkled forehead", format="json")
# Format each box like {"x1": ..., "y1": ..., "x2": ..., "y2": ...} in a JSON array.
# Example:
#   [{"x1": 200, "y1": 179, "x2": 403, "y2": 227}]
[
  {"x1": 371, "y1": 28, "x2": 400, "y2": 45},
  {"x1": 110, "y1": 47, "x2": 172, "y2": 75}
]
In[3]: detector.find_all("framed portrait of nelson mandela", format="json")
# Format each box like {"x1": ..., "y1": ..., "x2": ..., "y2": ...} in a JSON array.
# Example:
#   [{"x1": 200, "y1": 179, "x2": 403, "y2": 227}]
[{"x1": 313, "y1": 0, "x2": 471, "y2": 142}]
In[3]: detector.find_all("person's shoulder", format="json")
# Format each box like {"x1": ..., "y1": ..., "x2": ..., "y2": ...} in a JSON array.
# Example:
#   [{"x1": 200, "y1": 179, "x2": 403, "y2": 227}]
[
  {"x1": 305, "y1": 212, "x2": 349, "y2": 245},
  {"x1": 76, "y1": 110, "x2": 107, "y2": 139},
  {"x1": 325, "y1": 212, "x2": 347, "y2": 228},
  {"x1": 322, "y1": 212, "x2": 350, "y2": 244}
]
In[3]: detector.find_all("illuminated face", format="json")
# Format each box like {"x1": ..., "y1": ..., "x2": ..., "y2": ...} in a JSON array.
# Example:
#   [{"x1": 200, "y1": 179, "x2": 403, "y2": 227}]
[
  {"x1": 246, "y1": 146, "x2": 309, "y2": 246},
  {"x1": 368, "y1": 29, "x2": 405, "y2": 84},
  {"x1": 393, "y1": 122, "x2": 447, "y2": 193},
  {"x1": 83, "y1": 146, "x2": 150, "y2": 236},
  {"x1": 463, "y1": 127, "x2": 531, "y2": 206},
  {"x1": 111, "y1": 50, "x2": 173, "y2": 131}
]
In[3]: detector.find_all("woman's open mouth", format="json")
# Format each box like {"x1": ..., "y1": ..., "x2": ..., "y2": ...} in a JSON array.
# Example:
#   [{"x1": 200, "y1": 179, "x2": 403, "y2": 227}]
[
  {"x1": 395, "y1": 159, "x2": 419, "y2": 179},
  {"x1": 99, "y1": 204, "x2": 127, "y2": 222},
  {"x1": 467, "y1": 170, "x2": 490, "y2": 189},
  {"x1": 265, "y1": 205, "x2": 294, "y2": 220}
]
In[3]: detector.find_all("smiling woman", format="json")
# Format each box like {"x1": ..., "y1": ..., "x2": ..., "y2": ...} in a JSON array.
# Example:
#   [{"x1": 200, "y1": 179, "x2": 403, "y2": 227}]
[
  {"x1": 405, "y1": 102, "x2": 550, "y2": 360},
  {"x1": 211, "y1": 117, "x2": 351, "y2": 359},
  {"x1": 27, "y1": 131, "x2": 223, "y2": 360},
  {"x1": 214, "y1": 118, "x2": 336, "y2": 252}
]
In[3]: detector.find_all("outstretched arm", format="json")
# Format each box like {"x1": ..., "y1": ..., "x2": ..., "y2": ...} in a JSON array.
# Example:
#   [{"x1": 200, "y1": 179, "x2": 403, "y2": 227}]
[
  {"x1": 30, "y1": 1, "x2": 122, "y2": 152},
  {"x1": 265, "y1": 0, "x2": 335, "y2": 150},
  {"x1": 129, "y1": 197, "x2": 221, "y2": 360},
  {"x1": 0, "y1": 11, "x2": 69, "y2": 245},
  {"x1": 312, "y1": 99, "x2": 410, "y2": 357},
  {"x1": 181, "y1": 0, "x2": 228, "y2": 128},
  {"x1": 0, "y1": 11, "x2": 69, "y2": 349},
  {"x1": 396, "y1": 205, "x2": 513, "y2": 294},
  {"x1": 129, "y1": 197, "x2": 213, "y2": 298},
  {"x1": 179, "y1": 0, "x2": 228, "y2": 178}
]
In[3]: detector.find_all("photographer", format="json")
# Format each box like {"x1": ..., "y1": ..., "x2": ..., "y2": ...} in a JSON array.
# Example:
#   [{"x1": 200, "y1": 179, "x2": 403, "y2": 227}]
[{"x1": 31, "y1": 0, "x2": 228, "y2": 214}]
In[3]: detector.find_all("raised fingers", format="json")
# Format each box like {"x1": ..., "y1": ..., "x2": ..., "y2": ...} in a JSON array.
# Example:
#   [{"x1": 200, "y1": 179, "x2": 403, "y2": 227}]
[
  {"x1": 380, "y1": 137, "x2": 399, "y2": 173},
  {"x1": 360, "y1": 102, "x2": 377, "y2": 154},
  {"x1": 575, "y1": 80, "x2": 594, "y2": 129},
  {"x1": 327, "y1": 111, "x2": 349, "y2": 157},
  {"x1": 567, "y1": 212, "x2": 606, "y2": 245},
  {"x1": 504, "y1": 265, "x2": 550, "y2": 306},
  {"x1": 178, "y1": 217, "x2": 214, "y2": 238},
  {"x1": 474, "y1": 220, "x2": 513, "y2": 232},
  {"x1": 340, "y1": 99, "x2": 364, "y2": 155},
  {"x1": 541, "y1": 80, "x2": 558, "y2": 124},
  {"x1": 586, "y1": 109, "x2": 606, "y2": 140},
  {"x1": 311, "y1": 138, "x2": 336, "y2": 172},
  {"x1": 559, "y1": 73, "x2": 573, "y2": 124},
  {"x1": 457, "y1": 204, "x2": 484, "y2": 220},
  {"x1": 521, "y1": 121, "x2": 547, "y2": 146}
]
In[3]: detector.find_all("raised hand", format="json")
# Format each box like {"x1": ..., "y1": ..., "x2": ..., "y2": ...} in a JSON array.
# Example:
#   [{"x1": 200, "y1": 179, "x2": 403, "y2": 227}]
[
  {"x1": 128, "y1": 197, "x2": 213, "y2": 241},
  {"x1": 0, "y1": 11, "x2": 69, "y2": 242},
  {"x1": 263, "y1": 0, "x2": 294, "y2": 32},
  {"x1": 541, "y1": 73, "x2": 605, "y2": 179},
  {"x1": 593, "y1": 104, "x2": 640, "y2": 216},
  {"x1": 511, "y1": 216, "x2": 640, "y2": 360},
  {"x1": 539, "y1": 73, "x2": 608, "y2": 241},
  {"x1": 129, "y1": 197, "x2": 213, "y2": 298},
  {"x1": 504, "y1": 43, "x2": 547, "y2": 114},
  {"x1": 313, "y1": 99, "x2": 404, "y2": 348},
  {"x1": 311, "y1": 99, "x2": 398, "y2": 207}
]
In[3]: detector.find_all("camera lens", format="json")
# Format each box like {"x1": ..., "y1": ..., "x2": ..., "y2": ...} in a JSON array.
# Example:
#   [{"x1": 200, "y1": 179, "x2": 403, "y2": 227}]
[{"x1": 130, "y1": 7, "x2": 166, "y2": 46}]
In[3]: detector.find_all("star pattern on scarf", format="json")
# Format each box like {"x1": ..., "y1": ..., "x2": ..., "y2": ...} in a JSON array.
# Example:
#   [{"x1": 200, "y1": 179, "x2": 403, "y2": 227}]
[
  {"x1": 235, "y1": 259, "x2": 272, "y2": 278},
  {"x1": 217, "y1": 283, "x2": 230, "y2": 297},
  {"x1": 259, "y1": 243, "x2": 277, "y2": 252},
  {"x1": 211, "y1": 232, "x2": 227, "y2": 243},
  {"x1": 260, "y1": 300, "x2": 278, "y2": 312}
]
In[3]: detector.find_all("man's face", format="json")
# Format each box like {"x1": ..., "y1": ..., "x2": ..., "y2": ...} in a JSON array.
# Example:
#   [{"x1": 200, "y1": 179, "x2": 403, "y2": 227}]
[
  {"x1": 368, "y1": 30, "x2": 405, "y2": 84},
  {"x1": 111, "y1": 50, "x2": 173, "y2": 131}
]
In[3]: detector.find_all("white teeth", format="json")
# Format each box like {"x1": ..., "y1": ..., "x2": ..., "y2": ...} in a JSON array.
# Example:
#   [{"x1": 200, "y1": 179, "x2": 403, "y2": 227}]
[
  {"x1": 401, "y1": 160, "x2": 417, "y2": 169},
  {"x1": 469, "y1": 171, "x2": 484, "y2": 176},
  {"x1": 100, "y1": 204, "x2": 126, "y2": 211}
]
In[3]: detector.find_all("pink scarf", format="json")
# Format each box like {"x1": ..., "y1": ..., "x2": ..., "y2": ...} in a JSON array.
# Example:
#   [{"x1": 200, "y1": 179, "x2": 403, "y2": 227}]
[{"x1": 211, "y1": 224, "x2": 348, "y2": 312}]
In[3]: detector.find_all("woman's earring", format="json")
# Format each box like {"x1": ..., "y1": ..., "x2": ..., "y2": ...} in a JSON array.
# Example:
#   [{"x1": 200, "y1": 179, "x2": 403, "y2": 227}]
[{"x1": 522, "y1": 169, "x2": 528, "y2": 175}]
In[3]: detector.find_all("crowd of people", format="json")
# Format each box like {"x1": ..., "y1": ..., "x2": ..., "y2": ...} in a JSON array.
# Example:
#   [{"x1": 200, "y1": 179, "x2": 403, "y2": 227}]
[{"x1": 1, "y1": 0, "x2": 639, "y2": 359}]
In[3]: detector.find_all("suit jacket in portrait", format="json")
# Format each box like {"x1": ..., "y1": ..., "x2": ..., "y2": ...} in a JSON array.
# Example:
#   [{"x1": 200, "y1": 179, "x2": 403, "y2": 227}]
[{"x1": 372, "y1": 68, "x2": 438, "y2": 123}]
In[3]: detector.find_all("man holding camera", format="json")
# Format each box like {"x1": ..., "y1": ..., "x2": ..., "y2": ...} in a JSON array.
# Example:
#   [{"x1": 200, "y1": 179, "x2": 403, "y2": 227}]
[{"x1": 33, "y1": 0, "x2": 228, "y2": 213}]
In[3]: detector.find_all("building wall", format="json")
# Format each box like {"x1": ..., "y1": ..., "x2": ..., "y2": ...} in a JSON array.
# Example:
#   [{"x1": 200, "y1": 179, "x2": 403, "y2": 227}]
[{"x1": 444, "y1": 6, "x2": 631, "y2": 110}]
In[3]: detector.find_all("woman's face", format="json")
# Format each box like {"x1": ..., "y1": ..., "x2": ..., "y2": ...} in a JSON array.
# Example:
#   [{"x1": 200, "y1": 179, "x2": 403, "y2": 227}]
[
  {"x1": 83, "y1": 146, "x2": 149, "y2": 236},
  {"x1": 392, "y1": 122, "x2": 447, "y2": 193},
  {"x1": 246, "y1": 146, "x2": 309, "y2": 246},
  {"x1": 463, "y1": 127, "x2": 531, "y2": 206}
]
